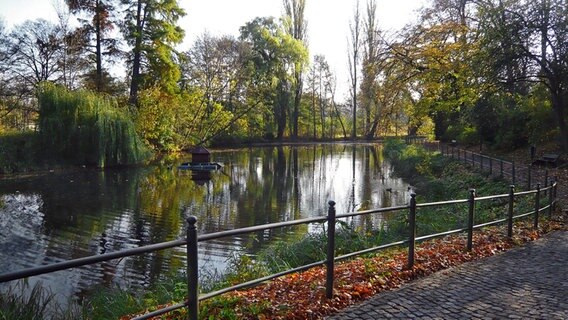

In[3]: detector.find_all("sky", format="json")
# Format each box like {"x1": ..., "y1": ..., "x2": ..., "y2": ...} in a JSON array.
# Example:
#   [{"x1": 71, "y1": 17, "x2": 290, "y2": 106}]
[{"x1": 0, "y1": 0, "x2": 426, "y2": 99}]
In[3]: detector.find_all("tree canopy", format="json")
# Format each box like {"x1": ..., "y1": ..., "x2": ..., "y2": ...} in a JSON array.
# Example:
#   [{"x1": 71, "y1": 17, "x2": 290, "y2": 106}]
[{"x1": 1, "y1": 0, "x2": 567, "y2": 157}]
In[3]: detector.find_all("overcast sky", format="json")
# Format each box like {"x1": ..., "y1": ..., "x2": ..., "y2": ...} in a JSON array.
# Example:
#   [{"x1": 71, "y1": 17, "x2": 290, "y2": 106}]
[{"x1": 0, "y1": 0, "x2": 425, "y2": 99}]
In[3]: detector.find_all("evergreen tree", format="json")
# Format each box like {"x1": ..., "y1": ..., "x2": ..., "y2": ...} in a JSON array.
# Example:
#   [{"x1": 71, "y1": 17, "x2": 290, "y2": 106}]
[
  {"x1": 66, "y1": 0, "x2": 119, "y2": 92},
  {"x1": 120, "y1": 0, "x2": 185, "y2": 104}
]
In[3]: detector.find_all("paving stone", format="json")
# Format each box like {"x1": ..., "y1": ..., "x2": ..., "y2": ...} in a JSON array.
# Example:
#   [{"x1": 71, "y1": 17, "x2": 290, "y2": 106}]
[{"x1": 326, "y1": 231, "x2": 568, "y2": 319}]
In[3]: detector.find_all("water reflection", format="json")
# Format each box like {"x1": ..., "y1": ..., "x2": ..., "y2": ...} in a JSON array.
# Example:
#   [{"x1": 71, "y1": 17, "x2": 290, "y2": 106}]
[{"x1": 0, "y1": 143, "x2": 410, "y2": 303}]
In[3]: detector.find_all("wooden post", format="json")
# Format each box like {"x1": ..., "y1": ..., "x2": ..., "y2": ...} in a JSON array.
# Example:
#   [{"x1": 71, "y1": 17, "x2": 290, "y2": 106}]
[
  {"x1": 500, "y1": 159, "x2": 504, "y2": 178},
  {"x1": 548, "y1": 180, "x2": 554, "y2": 218},
  {"x1": 326, "y1": 200, "x2": 336, "y2": 299},
  {"x1": 489, "y1": 157, "x2": 493, "y2": 175},
  {"x1": 408, "y1": 193, "x2": 417, "y2": 269},
  {"x1": 527, "y1": 165, "x2": 532, "y2": 190},
  {"x1": 512, "y1": 161, "x2": 516, "y2": 185},
  {"x1": 553, "y1": 178, "x2": 558, "y2": 212},
  {"x1": 544, "y1": 170, "x2": 549, "y2": 196},
  {"x1": 467, "y1": 189, "x2": 476, "y2": 251},
  {"x1": 507, "y1": 185, "x2": 515, "y2": 238},
  {"x1": 186, "y1": 216, "x2": 199, "y2": 320},
  {"x1": 534, "y1": 184, "x2": 540, "y2": 229}
]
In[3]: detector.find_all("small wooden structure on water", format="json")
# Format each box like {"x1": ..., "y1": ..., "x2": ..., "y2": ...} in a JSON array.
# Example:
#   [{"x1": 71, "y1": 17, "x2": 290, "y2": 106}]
[{"x1": 178, "y1": 146, "x2": 222, "y2": 171}]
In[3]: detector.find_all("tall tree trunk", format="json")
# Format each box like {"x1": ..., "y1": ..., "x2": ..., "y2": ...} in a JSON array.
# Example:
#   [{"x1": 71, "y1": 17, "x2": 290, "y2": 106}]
[
  {"x1": 365, "y1": 120, "x2": 379, "y2": 139},
  {"x1": 129, "y1": 0, "x2": 143, "y2": 105},
  {"x1": 349, "y1": 1, "x2": 361, "y2": 140},
  {"x1": 95, "y1": 0, "x2": 102, "y2": 91},
  {"x1": 276, "y1": 82, "x2": 288, "y2": 140},
  {"x1": 283, "y1": 0, "x2": 307, "y2": 140},
  {"x1": 352, "y1": 53, "x2": 358, "y2": 140},
  {"x1": 319, "y1": 83, "x2": 325, "y2": 138},
  {"x1": 292, "y1": 74, "x2": 302, "y2": 139},
  {"x1": 312, "y1": 89, "x2": 316, "y2": 139}
]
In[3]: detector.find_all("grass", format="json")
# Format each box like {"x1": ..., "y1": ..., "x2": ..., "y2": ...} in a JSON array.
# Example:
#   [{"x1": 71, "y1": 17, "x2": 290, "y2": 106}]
[{"x1": 0, "y1": 281, "x2": 80, "y2": 320}]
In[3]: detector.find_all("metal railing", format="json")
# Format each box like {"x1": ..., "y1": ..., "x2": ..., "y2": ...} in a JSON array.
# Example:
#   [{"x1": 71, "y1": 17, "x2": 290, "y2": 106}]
[
  {"x1": 421, "y1": 141, "x2": 556, "y2": 191},
  {"x1": 0, "y1": 182, "x2": 558, "y2": 320}
]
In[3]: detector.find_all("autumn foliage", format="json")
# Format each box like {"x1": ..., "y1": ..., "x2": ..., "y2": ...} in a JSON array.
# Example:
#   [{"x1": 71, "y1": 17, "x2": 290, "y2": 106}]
[{"x1": 126, "y1": 219, "x2": 566, "y2": 320}]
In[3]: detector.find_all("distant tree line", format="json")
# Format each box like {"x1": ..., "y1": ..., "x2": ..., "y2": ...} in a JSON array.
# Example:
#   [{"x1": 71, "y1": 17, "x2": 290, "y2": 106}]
[{"x1": 0, "y1": 0, "x2": 566, "y2": 160}]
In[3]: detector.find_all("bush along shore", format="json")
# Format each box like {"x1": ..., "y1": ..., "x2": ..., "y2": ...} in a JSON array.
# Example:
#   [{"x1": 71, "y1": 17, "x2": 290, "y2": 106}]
[{"x1": 1, "y1": 139, "x2": 565, "y2": 320}]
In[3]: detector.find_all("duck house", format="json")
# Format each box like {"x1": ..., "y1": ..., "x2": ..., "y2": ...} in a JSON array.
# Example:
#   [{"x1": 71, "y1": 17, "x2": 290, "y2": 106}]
[{"x1": 190, "y1": 146, "x2": 210, "y2": 164}]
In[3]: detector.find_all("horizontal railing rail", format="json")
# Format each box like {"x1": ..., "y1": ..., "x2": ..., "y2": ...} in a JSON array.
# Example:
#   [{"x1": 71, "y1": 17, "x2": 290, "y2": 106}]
[
  {"x1": 335, "y1": 204, "x2": 410, "y2": 219},
  {"x1": 197, "y1": 216, "x2": 327, "y2": 242},
  {"x1": 417, "y1": 140, "x2": 558, "y2": 192},
  {"x1": 0, "y1": 179, "x2": 559, "y2": 320},
  {"x1": 0, "y1": 239, "x2": 187, "y2": 283}
]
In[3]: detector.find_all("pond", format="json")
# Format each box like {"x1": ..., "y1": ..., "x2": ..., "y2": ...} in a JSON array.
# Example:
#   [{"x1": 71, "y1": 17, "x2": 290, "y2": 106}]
[{"x1": 0, "y1": 143, "x2": 411, "y2": 304}]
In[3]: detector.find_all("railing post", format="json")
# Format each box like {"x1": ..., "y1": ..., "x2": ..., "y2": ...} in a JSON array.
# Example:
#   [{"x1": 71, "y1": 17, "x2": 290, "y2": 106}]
[
  {"x1": 553, "y1": 178, "x2": 558, "y2": 212},
  {"x1": 326, "y1": 200, "x2": 336, "y2": 299},
  {"x1": 534, "y1": 184, "x2": 540, "y2": 229},
  {"x1": 527, "y1": 165, "x2": 532, "y2": 190},
  {"x1": 186, "y1": 216, "x2": 199, "y2": 320},
  {"x1": 500, "y1": 159, "x2": 504, "y2": 178},
  {"x1": 408, "y1": 193, "x2": 417, "y2": 269},
  {"x1": 508, "y1": 185, "x2": 515, "y2": 238},
  {"x1": 512, "y1": 161, "x2": 516, "y2": 185},
  {"x1": 544, "y1": 170, "x2": 549, "y2": 196},
  {"x1": 548, "y1": 180, "x2": 554, "y2": 218},
  {"x1": 489, "y1": 157, "x2": 493, "y2": 175},
  {"x1": 467, "y1": 189, "x2": 476, "y2": 251},
  {"x1": 480, "y1": 155, "x2": 484, "y2": 172}
]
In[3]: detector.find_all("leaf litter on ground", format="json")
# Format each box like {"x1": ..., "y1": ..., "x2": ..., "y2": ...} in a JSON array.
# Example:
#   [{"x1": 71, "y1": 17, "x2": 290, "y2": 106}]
[{"x1": 125, "y1": 218, "x2": 566, "y2": 320}]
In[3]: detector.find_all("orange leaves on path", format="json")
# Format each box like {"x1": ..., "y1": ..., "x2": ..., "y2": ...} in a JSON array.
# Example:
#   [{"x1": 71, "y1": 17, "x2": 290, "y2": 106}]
[{"x1": 130, "y1": 220, "x2": 566, "y2": 320}]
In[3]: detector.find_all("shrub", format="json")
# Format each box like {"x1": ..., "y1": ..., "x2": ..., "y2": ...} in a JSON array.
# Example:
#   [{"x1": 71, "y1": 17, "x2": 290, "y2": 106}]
[
  {"x1": 0, "y1": 131, "x2": 39, "y2": 173},
  {"x1": 458, "y1": 126, "x2": 480, "y2": 146}
]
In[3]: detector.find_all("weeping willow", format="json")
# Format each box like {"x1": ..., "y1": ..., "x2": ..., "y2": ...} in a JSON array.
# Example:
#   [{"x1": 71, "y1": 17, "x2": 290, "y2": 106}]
[{"x1": 38, "y1": 83, "x2": 150, "y2": 167}]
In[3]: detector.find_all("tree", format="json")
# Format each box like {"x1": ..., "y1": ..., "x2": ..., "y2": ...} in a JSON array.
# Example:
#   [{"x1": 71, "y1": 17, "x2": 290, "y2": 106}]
[
  {"x1": 38, "y1": 83, "x2": 149, "y2": 166},
  {"x1": 183, "y1": 33, "x2": 247, "y2": 113},
  {"x1": 0, "y1": 19, "x2": 16, "y2": 128},
  {"x1": 7, "y1": 20, "x2": 63, "y2": 93},
  {"x1": 282, "y1": 0, "x2": 308, "y2": 140},
  {"x1": 120, "y1": 0, "x2": 185, "y2": 104},
  {"x1": 361, "y1": 0, "x2": 384, "y2": 138},
  {"x1": 348, "y1": 1, "x2": 362, "y2": 139},
  {"x1": 305, "y1": 57, "x2": 318, "y2": 138},
  {"x1": 2, "y1": 19, "x2": 66, "y2": 129},
  {"x1": 239, "y1": 17, "x2": 308, "y2": 139},
  {"x1": 389, "y1": 0, "x2": 483, "y2": 140},
  {"x1": 314, "y1": 55, "x2": 328, "y2": 137},
  {"x1": 53, "y1": 1, "x2": 88, "y2": 90},
  {"x1": 66, "y1": 0, "x2": 119, "y2": 92},
  {"x1": 478, "y1": 0, "x2": 568, "y2": 150}
]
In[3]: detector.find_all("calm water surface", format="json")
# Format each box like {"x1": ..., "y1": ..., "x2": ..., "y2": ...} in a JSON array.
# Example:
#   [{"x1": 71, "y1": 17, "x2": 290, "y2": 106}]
[{"x1": 0, "y1": 143, "x2": 410, "y2": 302}]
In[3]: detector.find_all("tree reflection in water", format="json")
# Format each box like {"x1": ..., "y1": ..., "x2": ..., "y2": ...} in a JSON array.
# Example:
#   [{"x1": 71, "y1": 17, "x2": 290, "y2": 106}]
[{"x1": 0, "y1": 143, "x2": 410, "y2": 304}]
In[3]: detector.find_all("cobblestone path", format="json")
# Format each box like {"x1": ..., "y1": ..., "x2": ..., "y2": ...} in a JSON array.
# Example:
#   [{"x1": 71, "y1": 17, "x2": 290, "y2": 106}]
[{"x1": 327, "y1": 231, "x2": 568, "y2": 319}]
